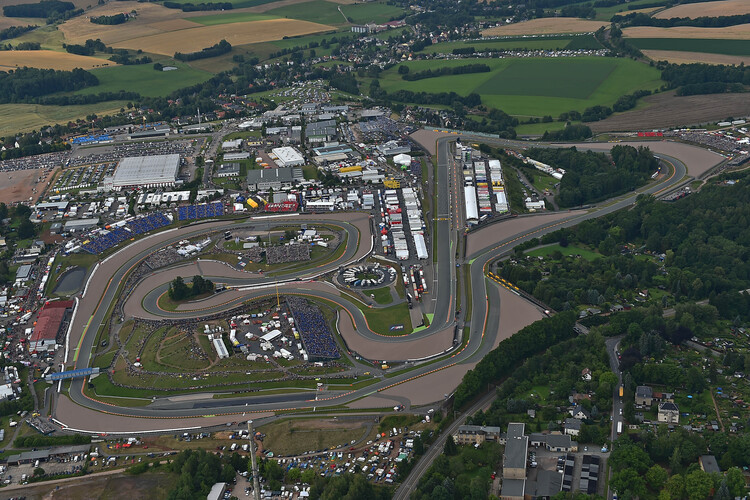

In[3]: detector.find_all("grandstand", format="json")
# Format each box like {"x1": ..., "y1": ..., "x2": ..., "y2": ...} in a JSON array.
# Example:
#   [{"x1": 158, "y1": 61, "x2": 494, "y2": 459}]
[
  {"x1": 177, "y1": 202, "x2": 225, "y2": 221},
  {"x1": 82, "y1": 212, "x2": 171, "y2": 254},
  {"x1": 287, "y1": 296, "x2": 340, "y2": 360}
]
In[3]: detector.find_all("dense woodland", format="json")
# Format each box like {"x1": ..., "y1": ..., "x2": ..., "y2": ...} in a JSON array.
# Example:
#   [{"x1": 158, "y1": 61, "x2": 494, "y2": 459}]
[
  {"x1": 2, "y1": 0, "x2": 73, "y2": 17},
  {"x1": 525, "y1": 145, "x2": 658, "y2": 207},
  {"x1": 168, "y1": 275, "x2": 214, "y2": 301},
  {"x1": 0, "y1": 25, "x2": 34, "y2": 40},
  {"x1": 90, "y1": 13, "x2": 128, "y2": 25},
  {"x1": 0, "y1": 67, "x2": 98, "y2": 102}
]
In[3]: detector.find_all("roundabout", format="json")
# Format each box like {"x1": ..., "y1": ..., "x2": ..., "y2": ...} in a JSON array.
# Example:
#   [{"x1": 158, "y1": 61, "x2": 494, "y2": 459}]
[{"x1": 51, "y1": 134, "x2": 718, "y2": 433}]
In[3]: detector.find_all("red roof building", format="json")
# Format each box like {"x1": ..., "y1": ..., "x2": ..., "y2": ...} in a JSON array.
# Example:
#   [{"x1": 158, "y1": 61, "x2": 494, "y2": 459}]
[{"x1": 29, "y1": 300, "x2": 74, "y2": 353}]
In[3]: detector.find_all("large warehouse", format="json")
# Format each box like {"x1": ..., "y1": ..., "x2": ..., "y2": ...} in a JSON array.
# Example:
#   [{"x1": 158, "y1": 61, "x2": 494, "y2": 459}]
[
  {"x1": 271, "y1": 147, "x2": 305, "y2": 168},
  {"x1": 104, "y1": 154, "x2": 180, "y2": 191}
]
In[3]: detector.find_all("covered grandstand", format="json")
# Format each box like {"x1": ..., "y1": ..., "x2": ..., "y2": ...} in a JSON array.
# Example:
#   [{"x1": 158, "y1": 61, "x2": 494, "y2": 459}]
[{"x1": 106, "y1": 154, "x2": 180, "y2": 191}]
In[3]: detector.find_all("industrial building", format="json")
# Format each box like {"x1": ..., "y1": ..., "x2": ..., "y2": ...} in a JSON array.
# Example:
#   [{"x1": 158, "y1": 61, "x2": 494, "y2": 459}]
[
  {"x1": 64, "y1": 218, "x2": 99, "y2": 232},
  {"x1": 216, "y1": 162, "x2": 240, "y2": 178},
  {"x1": 501, "y1": 423, "x2": 528, "y2": 500},
  {"x1": 305, "y1": 120, "x2": 337, "y2": 143},
  {"x1": 247, "y1": 167, "x2": 303, "y2": 191},
  {"x1": 271, "y1": 147, "x2": 306, "y2": 167},
  {"x1": 221, "y1": 139, "x2": 242, "y2": 151},
  {"x1": 105, "y1": 154, "x2": 180, "y2": 191}
]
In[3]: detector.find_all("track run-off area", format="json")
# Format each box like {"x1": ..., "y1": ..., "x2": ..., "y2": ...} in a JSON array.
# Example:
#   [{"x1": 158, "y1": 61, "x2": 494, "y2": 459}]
[{"x1": 56, "y1": 135, "x2": 722, "y2": 433}]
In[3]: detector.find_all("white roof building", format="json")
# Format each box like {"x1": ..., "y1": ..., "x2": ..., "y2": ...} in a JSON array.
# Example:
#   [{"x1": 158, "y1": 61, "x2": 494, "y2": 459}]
[
  {"x1": 272, "y1": 147, "x2": 305, "y2": 167},
  {"x1": 222, "y1": 139, "x2": 242, "y2": 151},
  {"x1": 106, "y1": 154, "x2": 180, "y2": 191}
]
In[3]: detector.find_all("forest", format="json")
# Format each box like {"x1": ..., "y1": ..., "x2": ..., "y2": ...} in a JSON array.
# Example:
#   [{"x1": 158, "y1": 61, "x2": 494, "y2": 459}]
[
  {"x1": 0, "y1": 67, "x2": 98, "y2": 102},
  {"x1": 90, "y1": 13, "x2": 128, "y2": 25},
  {"x1": 525, "y1": 145, "x2": 658, "y2": 207},
  {"x1": 3, "y1": 0, "x2": 73, "y2": 18},
  {"x1": 453, "y1": 311, "x2": 577, "y2": 409},
  {"x1": 0, "y1": 25, "x2": 35, "y2": 40}
]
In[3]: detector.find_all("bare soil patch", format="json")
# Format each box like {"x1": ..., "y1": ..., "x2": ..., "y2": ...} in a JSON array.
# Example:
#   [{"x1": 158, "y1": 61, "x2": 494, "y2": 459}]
[
  {"x1": 588, "y1": 91, "x2": 750, "y2": 133},
  {"x1": 623, "y1": 24, "x2": 750, "y2": 39},
  {"x1": 0, "y1": 50, "x2": 115, "y2": 70},
  {"x1": 655, "y1": 0, "x2": 750, "y2": 18},
  {"x1": 482, "y1": 18, "x2": 608, "y2": 36},
  {"x1": 0, "y1": 166, "x2": 56, "y2": 204},
  {"x1": 642, "y1": 49, "x2": 750, "y2": 65}
]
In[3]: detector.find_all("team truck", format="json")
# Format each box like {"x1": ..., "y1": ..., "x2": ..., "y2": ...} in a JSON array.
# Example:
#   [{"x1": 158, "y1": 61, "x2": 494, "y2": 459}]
[{"x1": 617, "y1": 421, "x2": 622, "y2": 434}]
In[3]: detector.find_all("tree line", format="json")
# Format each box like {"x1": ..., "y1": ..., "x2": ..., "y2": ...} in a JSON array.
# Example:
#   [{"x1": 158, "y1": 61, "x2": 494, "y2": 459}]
[
  {"x1": 90, "y1": 12, "x2": 128, "y2": 25},
  {"x1": 174, "y1": 39, "x2": 231, "y2": 61},
  {"x1": 0, "y1": 67, "x2": 98, "y2": 103},
  {"x1": 163, "y1": 1, "x2": 232, "y2": 11},
  {"x1": 453, "y1": 311, "x2": 577, "y2": 409},
  {"x1": 0, "y1": 25, "x2": 35, "y2": 40},
  {"x1": 614, "y1": 11, "x2": 750, "y2": 28},
  {"x1": 399, "y1": 63, "x2": 491, "y2": 81}
]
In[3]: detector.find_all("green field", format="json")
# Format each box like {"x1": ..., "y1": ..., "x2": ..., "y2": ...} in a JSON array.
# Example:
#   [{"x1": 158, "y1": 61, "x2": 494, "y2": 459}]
[
  {"x1": 422, "y1": 35, "x2": 602, "y2": 54},
  {"x1": 629, "y1": 38, "x2": 750, "y2": 56},
  {"x1": 161, "y1": 0, "x2": 279, "y2": 7},
  {"x1": 75, "y1": 61, "x2": 212, "y2": 97},
  {"x1": 266, "y1": 0, "x2": 403, "y2": 26},
  {"x1": 592, "y1": 0, "x2": 666, "y2": 20},
  {"x1": 190, "y1": 12, "x2": 279, "y2": 25},
  {"x1": 269, "y1": 30, "x2": 345, "y2": 50},
  {"x1": 377, "y1": 57, "x2": 662, "y2": 117},
  {"x1": 514, "y1": 121, "x2": 567, "y2": 136},
  {"x1": 339, "y1": 2, "x2": 404, "y2": 24},
  {"x1": 266, "y1": 0, "x2": 348, "y2": 25},
  {"x1": 526, "y1": 244, "x2": 601, "y2": 261}
]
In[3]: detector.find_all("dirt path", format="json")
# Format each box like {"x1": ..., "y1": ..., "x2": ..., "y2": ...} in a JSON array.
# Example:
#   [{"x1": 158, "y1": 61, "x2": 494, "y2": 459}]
[{"x1": 709, "y1": 389, "x2": 725, "y2": 432}]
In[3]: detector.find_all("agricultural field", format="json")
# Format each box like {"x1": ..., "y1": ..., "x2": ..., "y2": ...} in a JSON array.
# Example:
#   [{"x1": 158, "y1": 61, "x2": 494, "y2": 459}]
[
  {"x1": 0, "y1": 101, "x2": 128, "y2": 136},
  {"x1": 654, "y1": 0, "x2": 750, "y2": 18},
  {"x1": 0, "y1": 50, "x2": 114, "y2": 70},
  {"x1": 339, "y1": 1, "x2": 404, "y2": 24},
  {"x1": 640, "y1": 50, "x2": 750, "y2": 65},
  {"x1": 587, "y1": 91, "x2": 750, "y2": 133},
  {"x1": 629, "y1": 38, "x2": 750, "y2": 56},
  {"x1": 591, "y1": 0, "x2": 665, "y2": 21},
  {"x1": 623, "y1": 24, "x2": 750, "y2": 40},
  {"x1": 163, "y1": 0, "x2": 292, "y2": 8},
  {"x1": 420, "y1": 35, "x2": 602, "y2": 54},
  {"x1": 57, "y1": 1, "x2": 334, "y2": 55},
  {"x1": 266, "y1": 0, "x2": 346, "y2": 26},
  {"x1": 73, "y1": 60, "x2": 212, "y2": 97},
  {"x1": 481, "y1": 17, "x2": 608, "y2": 36},
  {"x1": 378, "y1": 57, "x2": 662, "y2": 117}
]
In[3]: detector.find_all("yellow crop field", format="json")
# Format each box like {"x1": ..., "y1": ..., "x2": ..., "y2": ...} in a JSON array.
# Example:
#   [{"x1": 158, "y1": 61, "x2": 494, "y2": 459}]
[
  {"x1": 110, "y1": 19, "x2": 334, "y2": 56},
  {"x1": 60, "y1": 2, "x2": 187, "y2": 45},
  {"x1": 642, "y1": 49, "x2": 750, "y2": 66},
  {"x1": 0, "y1": 50, "x2": 115, "y2": 70},
  {"x1": 481, "y1": 18, "x2": 608, "y2": 36},
  {"x1": 655, "y1": 0, "x2": 750, "y2": 19},
  {"x1": 623, "y1": 24, "x2": 750, "y2": 39}
]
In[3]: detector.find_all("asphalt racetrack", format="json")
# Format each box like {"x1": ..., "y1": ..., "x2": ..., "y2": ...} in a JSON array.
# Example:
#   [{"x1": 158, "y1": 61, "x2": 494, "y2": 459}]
[{"x1": 56, "y1": 135, "x2": 711, "y2": 433}]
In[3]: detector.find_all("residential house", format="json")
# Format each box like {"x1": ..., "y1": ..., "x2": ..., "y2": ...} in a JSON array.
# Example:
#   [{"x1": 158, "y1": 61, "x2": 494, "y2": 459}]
[
  {"x1": 658, "y1": 402, "x2": 679, "y2": 424},
  {"x1": 455, "y1": 425, "x2": 501, "y2": 446},
  {"x1": 635, "y1": 385, "x2": 653, "y2": 407},
  {"x1": 563, "y1": 418, "x2": 581, "y2": 437}
]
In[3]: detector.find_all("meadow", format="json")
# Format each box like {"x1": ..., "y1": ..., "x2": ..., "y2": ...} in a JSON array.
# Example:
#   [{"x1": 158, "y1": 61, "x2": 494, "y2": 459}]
[
  {"x1": 74, "y1": 61, "x2": 212, "y2": 97},
  {"x1": 629, "y1": 38, "x2": 750, "y2": 56},
  {"x1": 266, "y1": 0, "x2": 402, "y2": 26},
  {"x1": 377, "y1": 57, "x2": 662, "y2": 117},
  {"x1": 422, "y1": 34, "x2": 602, "y2": 54}
]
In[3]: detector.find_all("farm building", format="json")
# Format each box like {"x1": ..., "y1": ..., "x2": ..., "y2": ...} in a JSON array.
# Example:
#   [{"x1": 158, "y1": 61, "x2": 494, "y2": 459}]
[
  {"x1": 247, "y1": 167, "x2": 303, "y2": 191},
  {"x1": 105, "y1": 154, "x2": 180, "y2": 191},
  {"x1": 271, "y1": 147, "x2": 305, "y2": 168}
]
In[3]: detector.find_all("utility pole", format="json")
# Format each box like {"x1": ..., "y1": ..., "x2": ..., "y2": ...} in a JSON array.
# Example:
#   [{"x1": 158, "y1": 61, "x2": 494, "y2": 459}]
[{"x1": 247, "y1": 420, "x2": 261, "y2": 500}]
